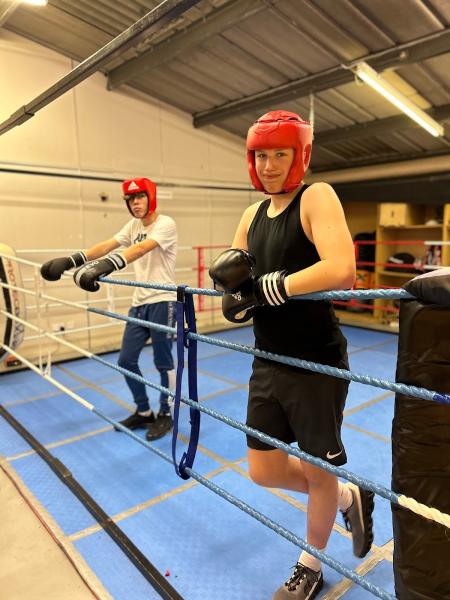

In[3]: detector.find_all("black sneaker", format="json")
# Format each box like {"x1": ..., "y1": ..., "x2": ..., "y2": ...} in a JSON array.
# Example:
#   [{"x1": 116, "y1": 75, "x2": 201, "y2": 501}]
[
  {"x1": 272, "y1": 563, "x2": 323, "y2": 600},
  {"x1": 341, "y1": 482, "x2": 375, "y2": 558},
  {"x1": 114, "y1": 410, "x2": 155, "y2": 431},
  {"x1": 146, "y1": 413, "x2": 173, "y2": 441}
]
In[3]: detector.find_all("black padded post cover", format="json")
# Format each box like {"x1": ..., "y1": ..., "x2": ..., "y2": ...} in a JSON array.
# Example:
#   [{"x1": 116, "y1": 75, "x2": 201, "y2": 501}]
[{"x1": 392, "y1": 299, "x2": 450, "y2": 599}]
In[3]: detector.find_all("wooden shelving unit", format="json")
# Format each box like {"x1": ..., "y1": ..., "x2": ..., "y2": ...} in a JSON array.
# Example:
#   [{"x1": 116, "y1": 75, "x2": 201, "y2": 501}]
[
  {"x1": 337, "y1": 202, "x2": 450, "y2": 331},
  {"x1": 374, "y1": 203, "x2": 449, "y2": 328}
]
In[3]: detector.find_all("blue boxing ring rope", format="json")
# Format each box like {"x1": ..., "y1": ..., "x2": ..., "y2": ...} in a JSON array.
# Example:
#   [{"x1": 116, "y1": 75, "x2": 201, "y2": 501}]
[
  {"x1": 99, "y1": 278, "x2": 449, "y2": 407},
  {"x1": 87, "y1": 303, "x2": 450, "y2": 524},
  {"x1": 1, "y1": 334, "x2": 396, "y2": 600},
  {"x1": 3, "y1": 274, "x2": 450, "y2": 600}
]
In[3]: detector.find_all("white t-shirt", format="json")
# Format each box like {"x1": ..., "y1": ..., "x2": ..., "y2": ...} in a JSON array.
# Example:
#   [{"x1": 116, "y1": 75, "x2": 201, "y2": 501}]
[{"x1": 114, "y1": 214, "x2": 177, "y2": 306}]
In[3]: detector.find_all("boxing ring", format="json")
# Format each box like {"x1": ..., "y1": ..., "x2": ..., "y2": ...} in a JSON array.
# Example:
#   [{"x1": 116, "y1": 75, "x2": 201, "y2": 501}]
[
  {"x1": 1, "y1": 248, "x2": 449, "y2": 599},
  {"x1": 1, "y1": 1, "x2": 449, "y2": 595}
]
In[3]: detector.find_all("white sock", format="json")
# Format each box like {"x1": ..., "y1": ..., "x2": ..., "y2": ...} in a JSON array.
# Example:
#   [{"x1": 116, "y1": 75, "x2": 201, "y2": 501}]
[
  {"x1": 138, "y1": 409, "x2": 152, "y2": 417},
  {"x1": 298, "y1": 550, "x2": 323, "y2": 572},
  {"x1": 338, "y1": 481, "x2": 353, "y2": 512}
]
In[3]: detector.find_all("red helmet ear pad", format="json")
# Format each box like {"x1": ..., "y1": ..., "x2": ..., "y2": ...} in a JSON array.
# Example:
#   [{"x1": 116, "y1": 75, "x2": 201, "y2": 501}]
[
  {"x1": 122, "y1": 178, "x2": 157, "y2": 217},
  {"x1": 246, "y1": 111, "x2": 313, "y2": 193}
]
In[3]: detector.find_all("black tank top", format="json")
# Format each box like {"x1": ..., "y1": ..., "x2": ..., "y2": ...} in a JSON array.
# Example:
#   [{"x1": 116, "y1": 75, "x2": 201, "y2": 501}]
[{"x1": 247, "y1": 185, "x2": 347, "y2": 365}]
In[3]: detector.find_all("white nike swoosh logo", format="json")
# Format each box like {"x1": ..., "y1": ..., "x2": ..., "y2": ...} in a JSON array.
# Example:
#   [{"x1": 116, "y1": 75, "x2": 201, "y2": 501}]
[{"x1": 326, "y1": 450, "x2": 343, "y2": 459}]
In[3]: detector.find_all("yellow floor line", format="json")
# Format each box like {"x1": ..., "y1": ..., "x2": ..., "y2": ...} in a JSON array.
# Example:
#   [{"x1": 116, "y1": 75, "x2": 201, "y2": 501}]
[{"x1": 68, "y1": 462, "x2": 232, "y2": 542}]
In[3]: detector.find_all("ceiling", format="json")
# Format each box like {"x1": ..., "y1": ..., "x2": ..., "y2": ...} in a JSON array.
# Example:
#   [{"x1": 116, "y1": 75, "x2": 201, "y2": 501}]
[{"x1": 2, "y1": 0, "x2": 450, "y2": 174}]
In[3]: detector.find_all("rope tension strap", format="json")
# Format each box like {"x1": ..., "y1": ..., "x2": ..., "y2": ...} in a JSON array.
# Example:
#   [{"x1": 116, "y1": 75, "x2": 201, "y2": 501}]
[{"x1": 172, "y1": 285, "x2": 200, "y2": 479}]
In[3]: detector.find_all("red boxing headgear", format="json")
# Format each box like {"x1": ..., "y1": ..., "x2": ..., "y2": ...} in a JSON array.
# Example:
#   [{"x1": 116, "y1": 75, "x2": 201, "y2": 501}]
[
  {"x1": 122, "y1": 178, "x2": 157, "y2": 218},
  {"x1": 246, "y1": 110, "x2": 313, "y2": 193}
]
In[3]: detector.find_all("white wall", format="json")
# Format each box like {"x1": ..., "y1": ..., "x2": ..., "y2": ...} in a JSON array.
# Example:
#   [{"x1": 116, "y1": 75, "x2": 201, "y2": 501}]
[{"x1": 0, "y1": 30, "x2": 255, "y2": 371}]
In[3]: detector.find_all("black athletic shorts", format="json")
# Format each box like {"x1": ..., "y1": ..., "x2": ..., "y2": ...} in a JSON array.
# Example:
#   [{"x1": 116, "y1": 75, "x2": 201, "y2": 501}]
[{"x1": 246, "y1": 356, "x2": 349, "y2": 466}]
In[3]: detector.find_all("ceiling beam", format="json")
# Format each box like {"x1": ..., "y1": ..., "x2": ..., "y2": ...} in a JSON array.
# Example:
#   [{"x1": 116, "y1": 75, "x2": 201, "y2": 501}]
[
  {"x1": 333, "y1": 170, "x2": 450, "y2": 204},
  {"x1": 0, "y1": 0, "x2": 19, "y2": 27},
  {"x1": 314, "y1": 104, "x2": 450, "y2": 145},
  {"x1": 107, "y1": 0, "x2": 266, "y2": 91},
  {"x1": 0, "y1": 0, "x2": 201, "y2": 136},
  {"x1": 193, "y1": 28, "x2": 450, "y2": 128},
  {"x1": 313, "y1": 147, "x2": 450, "y2": 173}
]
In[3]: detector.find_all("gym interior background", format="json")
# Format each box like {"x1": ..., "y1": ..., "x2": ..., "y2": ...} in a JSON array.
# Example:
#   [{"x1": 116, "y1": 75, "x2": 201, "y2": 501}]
[{"x1": 0, "y1": 1, "x2": 449, "y2": 599}]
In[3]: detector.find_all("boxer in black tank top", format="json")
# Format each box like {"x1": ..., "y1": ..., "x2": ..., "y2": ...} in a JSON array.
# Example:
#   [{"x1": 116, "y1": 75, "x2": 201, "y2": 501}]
[
  {"x1": 209, "y1": 111, "x2": 375, "y2": 599},
  {"x1": 248, "y1": 184, "x2": 347, "y2": 365},
  {"x1": 244, "y1": 183, "x2": 350, "y2": 464}
]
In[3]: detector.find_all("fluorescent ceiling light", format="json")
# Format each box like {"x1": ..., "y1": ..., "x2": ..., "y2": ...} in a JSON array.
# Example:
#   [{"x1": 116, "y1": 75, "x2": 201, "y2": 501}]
[
  {"x1": 354, "y1": 61, "x2": 444, "y2": 138},
  {"x1": 21, "y1": 0, "x2": 48, "y2": 5}
]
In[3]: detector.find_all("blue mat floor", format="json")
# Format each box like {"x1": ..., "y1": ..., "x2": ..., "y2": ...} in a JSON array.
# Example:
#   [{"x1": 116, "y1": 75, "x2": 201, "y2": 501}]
[{"x1": 0, "y1": 324, "x2": 400, "y2": 599}]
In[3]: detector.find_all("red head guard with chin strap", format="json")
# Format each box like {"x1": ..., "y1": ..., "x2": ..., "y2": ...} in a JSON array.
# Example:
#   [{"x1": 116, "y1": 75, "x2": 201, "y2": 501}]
[
  {"x1": 246, "y1": 110, "x2": 313, "y2": 194},
  {"x1": 122, "y1": 177, "x2": 157, "y2": 218}
]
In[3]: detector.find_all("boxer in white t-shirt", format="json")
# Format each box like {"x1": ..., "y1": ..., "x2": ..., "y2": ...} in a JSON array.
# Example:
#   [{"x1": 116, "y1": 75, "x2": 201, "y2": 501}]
[{"x1": 40, "y1": 178, "x2": 177, "y2": 441}]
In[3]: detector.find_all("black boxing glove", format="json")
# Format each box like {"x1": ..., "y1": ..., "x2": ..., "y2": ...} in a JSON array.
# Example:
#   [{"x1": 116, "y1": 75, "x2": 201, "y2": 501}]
[
  {"x1": 222, "y1": 284, "x2": 257, "y2": 323},
  {"x1": 221, "y1": 271, "x2": 289, "y2": 323},
  {"x1": 73, "y1": 253, "x2": 127, "y2": 292},
  {"x1": 40, "y1": 251, "x2": 87, "y2": 281},
  {"x1": 209, "y1": 248, "x2": 256, "y2": 292},
  {"x1": 254, "y1": 270, "x2": 289, "y2": 307},
  {"x1": 210, "y1": 249, "x2": 290, "y2": 323}
]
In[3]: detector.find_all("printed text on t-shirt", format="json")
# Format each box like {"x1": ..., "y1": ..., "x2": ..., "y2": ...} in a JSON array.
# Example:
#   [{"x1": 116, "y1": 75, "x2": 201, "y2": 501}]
[{"x1": 133, "y1": 233, "x2": 147, "y2": 244}]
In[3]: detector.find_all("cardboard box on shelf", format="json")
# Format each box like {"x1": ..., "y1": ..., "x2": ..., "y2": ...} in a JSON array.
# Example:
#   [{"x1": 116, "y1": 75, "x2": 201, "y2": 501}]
[{"x1": 379, "y1": 203, "x2": 423, "y2": 227}]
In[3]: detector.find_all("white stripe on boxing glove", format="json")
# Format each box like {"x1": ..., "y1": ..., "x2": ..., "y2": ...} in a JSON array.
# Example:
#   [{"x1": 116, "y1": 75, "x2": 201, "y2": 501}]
[
  {"x1": 106, "y1": 252, "x2": 127, "y2": 270},
  {"x1": 73, "y1": 261, "x2": 96, "y2": 288},
  {"x1": 259, "y1": 271, "x2": 288, "y2": 306},
  {"x1": 69, "y1": 251, "x2": 88, "y2": 268},
  {"x1": 257, "y1": 271, "x2": 288, "y2": 306}
]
